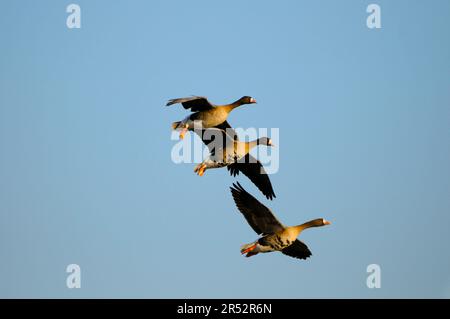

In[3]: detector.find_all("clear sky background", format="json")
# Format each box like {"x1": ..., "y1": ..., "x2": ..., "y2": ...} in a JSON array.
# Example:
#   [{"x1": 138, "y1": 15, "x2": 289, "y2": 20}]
[{"x1": 1, "y1": 0, "x2": 449, "y2": 298}]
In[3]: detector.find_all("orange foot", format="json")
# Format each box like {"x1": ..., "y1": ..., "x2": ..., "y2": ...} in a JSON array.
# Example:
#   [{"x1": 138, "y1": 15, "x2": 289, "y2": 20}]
[
  {"x1": 198, "y1": 164, "x2": 207, "y2": 176},
  {"x1": 179, "y1": 125, "x2": 189, "y2": 140},
  {"x1": 194, "y1": 164, "x2": 207, "y2": 176},
  {"x1": 179, "y1": 129, "x2": 187, "y2": 140}
]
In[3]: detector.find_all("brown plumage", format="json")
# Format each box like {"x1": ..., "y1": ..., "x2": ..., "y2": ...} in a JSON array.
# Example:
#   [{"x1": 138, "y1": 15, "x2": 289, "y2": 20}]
[
  {"x1": 230, "y1": 182, "x2": 330, "y2": 259},
  {"x1": 166, "y1": 96, "x2": 256, "y2": 139}
]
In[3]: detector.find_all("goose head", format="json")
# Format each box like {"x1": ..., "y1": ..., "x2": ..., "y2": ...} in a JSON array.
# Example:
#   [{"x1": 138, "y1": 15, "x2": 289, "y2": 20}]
[
  {"x1": 256, "y1": 137, "x2": 274, "y2": 147},
  {"x1": 309, "y1": 218, "x2": 331, "y2": 227},
  {"x1": 237, "y1": 96, "x2": 257, "y2": 105}
]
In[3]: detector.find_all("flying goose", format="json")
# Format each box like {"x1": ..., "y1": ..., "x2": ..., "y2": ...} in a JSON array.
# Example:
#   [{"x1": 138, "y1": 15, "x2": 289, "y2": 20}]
[
  {"x1": 230, "y1": 182, "x2": 330, "y2": 259},
  {"x1": 167, "y1": 96, "x2": 256, "y2": 139},
  {"x1": 194, "y1": 128, "x2": 276, "y2": 200}
]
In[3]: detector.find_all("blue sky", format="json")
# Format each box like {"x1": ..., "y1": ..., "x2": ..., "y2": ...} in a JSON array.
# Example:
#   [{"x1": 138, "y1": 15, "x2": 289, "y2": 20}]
[{"x1": 0, "y1": 0, "x2": 449, "y2": 298}]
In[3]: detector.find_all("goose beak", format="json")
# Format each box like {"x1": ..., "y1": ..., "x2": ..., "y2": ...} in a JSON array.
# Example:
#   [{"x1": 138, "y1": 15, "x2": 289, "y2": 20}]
[
  {"x1": 250, "y1": 98, "x2": 257, "y2": 104},
  {"x1": 323, "y1": 219, "x2": 331, "y2": 225}
]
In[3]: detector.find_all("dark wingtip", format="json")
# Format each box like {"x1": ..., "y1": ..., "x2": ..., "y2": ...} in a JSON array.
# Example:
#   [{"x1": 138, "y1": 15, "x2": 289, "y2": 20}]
[
  {"x1": 230, "y1": 182, "x2": 248, "y2": 198},
  {"x1": 230, "y1": 182, "x2": 240, "y2": 195},
  {"x1": 266, "y1": 192, "x2": 276, "y2": 200},
  {"x1": 227, "y1": 165, "x2": 239, "y2": 177},
  {"x1": 166, "y1": 98, "x2": 180, "y2": 106},
  {"x1": 303, "y1": 252, "x2": 312, "y2": 260},
  {"x1": 235, "y1": 181, "x2": 245, "y2": 192}
]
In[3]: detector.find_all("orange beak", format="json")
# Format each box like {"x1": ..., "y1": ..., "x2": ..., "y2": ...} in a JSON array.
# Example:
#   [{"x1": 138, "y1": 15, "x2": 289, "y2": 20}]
[
  {"x1": 250, "y1": 98, "x2": 257, "y2": 104},
  {"x1": 241, "y1": 244, "x2": 257, "y2": 255}
]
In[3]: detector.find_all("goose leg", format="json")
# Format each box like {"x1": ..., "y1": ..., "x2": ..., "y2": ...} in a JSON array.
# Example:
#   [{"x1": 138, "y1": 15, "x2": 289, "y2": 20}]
[
  {"x1": 198, "y1": 164, "x2": 207, "y2": 176},
  {"x1": 179, "y1": 124, "x2": 189, "y2": 140},
  {"x1": 194, "y1": 157, "x2": 218, "y2": 176}
]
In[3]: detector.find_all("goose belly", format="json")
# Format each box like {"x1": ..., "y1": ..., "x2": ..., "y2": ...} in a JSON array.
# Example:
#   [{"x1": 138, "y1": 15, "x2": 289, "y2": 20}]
[
  {"x1": 203, "y1": 153, "x2": 230, "y2": 169},
  {"x1": 209, "y1": 149, "x2": 238, "y2": 166},
  {"x1": 209, "y1": 161, "x2": 228, "y2": 169},
  {"x1": 258, "y1": 234, "x2": 293, "y2": 252},
  {"x1": 225, "y1": 152, "x2": 239, "y2": 164},
  {"x1": 192, "y1": 109, "x2": 228, "y2": 128},
  {"x1": 254, "y1": 243, "x2": 277, "y2": 254}
]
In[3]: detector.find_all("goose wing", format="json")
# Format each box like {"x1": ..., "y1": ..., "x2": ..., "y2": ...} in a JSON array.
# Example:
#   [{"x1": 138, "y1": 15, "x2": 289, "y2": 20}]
[
  {"x1": 166, "y1": 96, "x2": 214, "y2": 112},
  {"x1": 193, "y1": 127, "x2": 234, "y2": 156},
  {"x1": 230, "y1": 182, "x2": 284, "y2": 235},
  {"x1": 281, "y1": 240, "x2": 312, "y2": 260},
  {"x1": 214, "y1": 121, "x2": 239, "y2": 141},
  {"x1": 228, "y1": 154, "x2": 276, "y2": 200}
]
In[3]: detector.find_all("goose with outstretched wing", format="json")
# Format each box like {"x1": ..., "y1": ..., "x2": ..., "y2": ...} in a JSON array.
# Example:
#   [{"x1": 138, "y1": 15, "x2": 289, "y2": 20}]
[
  {"x1": 167, "y1": 96, "x2": 256, "y2": 139},
  {"x1": 230, "y1": 182, "x2": 330, "y2": 259},
  {"x1": 193, "y1": 127, "x2": 276, "y2": 200}
]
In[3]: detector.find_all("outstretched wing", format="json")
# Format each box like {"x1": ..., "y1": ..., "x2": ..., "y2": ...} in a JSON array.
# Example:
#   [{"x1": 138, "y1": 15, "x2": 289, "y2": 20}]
[
  {"x1": 214, "y1": 121, "x2": 239, "y2": 141},
  {"x1": 230, "y1": 182, "x2": 284, "y2": 235},
  {"x1": 193, "y1": 127, "x2": 234, "y2": 156},
  {"x1": 228, "y1": 154, "x2": 276, "y2": 200},
  {"x1": 166, "y1": 96, "x2": 214, "y2": 112},
  {"x1": 281, "y1": 240, "x2": 312, "y2": 260}
]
